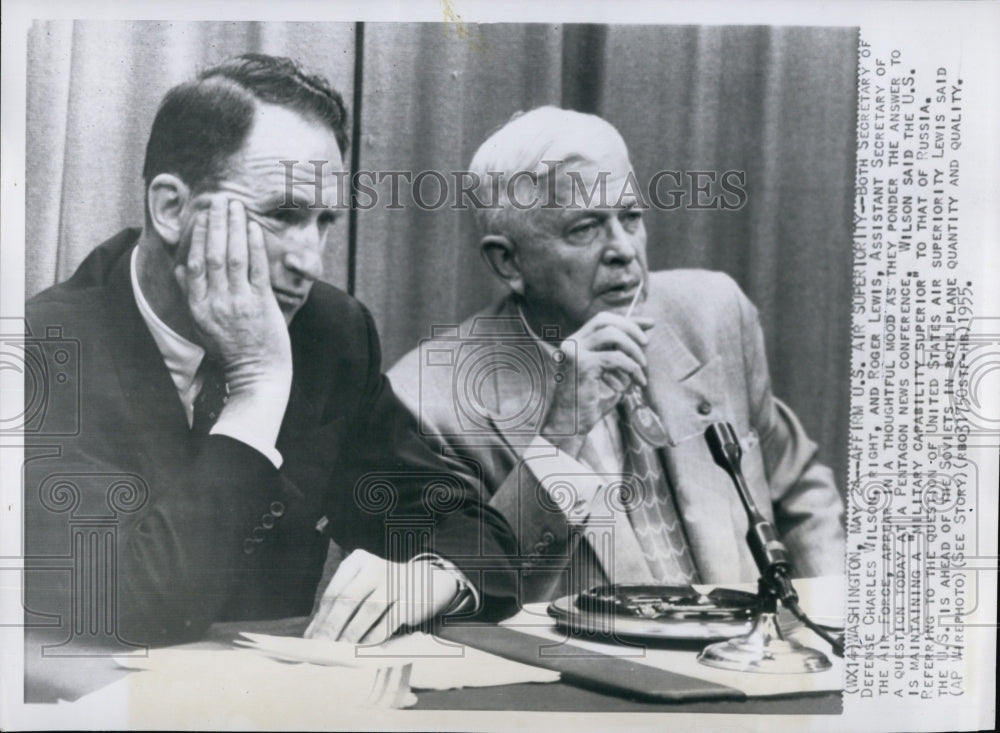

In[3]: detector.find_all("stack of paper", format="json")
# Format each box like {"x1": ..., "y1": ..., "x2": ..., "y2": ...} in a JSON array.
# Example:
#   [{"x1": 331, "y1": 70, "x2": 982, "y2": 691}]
[
  {"x1": 54, "y1": 647, "x2": 419, "y2": 729},
  {"x1": 237, "y1": 631, "x2": 561, "y2": 690}
]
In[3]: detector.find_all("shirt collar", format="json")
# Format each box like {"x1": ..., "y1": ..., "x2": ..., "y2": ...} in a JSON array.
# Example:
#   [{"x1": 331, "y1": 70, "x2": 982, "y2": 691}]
[
  {"x1": 130, "y1": 247, "x2": 205, "y2": 395},
  {"x1": 515, "y1": 302, "x2": 559, "y2": 356}
]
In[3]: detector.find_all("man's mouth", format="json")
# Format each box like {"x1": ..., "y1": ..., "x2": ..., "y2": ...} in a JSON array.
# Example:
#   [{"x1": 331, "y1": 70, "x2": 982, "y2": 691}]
[
  {"x1": 272, "y1": 288, "x2": 307, "y2": 308},
  {"x1": 599, "y1": 280, "x2": 642, "y2": 303}
]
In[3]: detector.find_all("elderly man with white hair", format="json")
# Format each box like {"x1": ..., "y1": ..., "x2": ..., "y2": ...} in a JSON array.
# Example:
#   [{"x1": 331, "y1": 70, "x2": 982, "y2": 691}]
[{"x1": 388, "y1": 106, "x2": 845, "y2": 604}]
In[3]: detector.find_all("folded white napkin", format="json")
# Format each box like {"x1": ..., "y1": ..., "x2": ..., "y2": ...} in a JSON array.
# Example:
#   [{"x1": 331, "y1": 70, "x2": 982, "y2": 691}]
[
  {"x1": 236, "y1": 631, "x2": 560, "y2": 690},
  {"x1": 113, "y1": 647, "x2": 417, "y2": 712}
]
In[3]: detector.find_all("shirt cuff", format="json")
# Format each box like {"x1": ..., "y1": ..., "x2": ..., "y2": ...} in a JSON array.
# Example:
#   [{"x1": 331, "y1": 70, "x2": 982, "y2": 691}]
[
  {"x1": 211, "y1": 417, "x2": 284, "y2": 469},
  {"x1": 525, "y1": 435, "x2": 605, "y2": 525},
  {"x1": 409, "y1": 553, "x2": 480, "y2": 616}
]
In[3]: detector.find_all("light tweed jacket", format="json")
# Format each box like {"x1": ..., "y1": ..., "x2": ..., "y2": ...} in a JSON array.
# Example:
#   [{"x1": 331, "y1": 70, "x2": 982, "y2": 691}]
[{"x1": 388, "y1": 270, "x2": 845, "y2": 603}]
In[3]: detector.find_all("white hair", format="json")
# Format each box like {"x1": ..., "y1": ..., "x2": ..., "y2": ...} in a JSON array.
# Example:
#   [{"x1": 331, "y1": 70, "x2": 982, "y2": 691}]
[{"x1": 468, "y1": 106, "x2": 629, "y2": 238}]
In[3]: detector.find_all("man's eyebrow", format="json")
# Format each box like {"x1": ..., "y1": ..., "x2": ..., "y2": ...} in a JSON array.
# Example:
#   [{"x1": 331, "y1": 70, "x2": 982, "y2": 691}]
[
  {"x1": 558, "y1": 210, "x2": 609, "y2": 229},
  {"x1": 563, "y1": 206, "x2": 627, "y2": 219},
  {"x1": 257, "y1": 191, "x2": 316, "y2": 210}
]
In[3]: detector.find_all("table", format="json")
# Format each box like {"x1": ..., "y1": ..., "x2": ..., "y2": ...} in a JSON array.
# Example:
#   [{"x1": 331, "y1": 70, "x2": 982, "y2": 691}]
[{"x1": 24, "y1": 611, "x2": 841, "y2": 715}]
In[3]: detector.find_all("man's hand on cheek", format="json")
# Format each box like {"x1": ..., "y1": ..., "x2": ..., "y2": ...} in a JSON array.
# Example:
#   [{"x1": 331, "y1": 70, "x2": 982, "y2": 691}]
[
  {"x1": 304, "y1": 549, "x2": 461, "y2": 645},
  {"x1": 173, "y1": 195, "x2": 292, "y2": 394}
]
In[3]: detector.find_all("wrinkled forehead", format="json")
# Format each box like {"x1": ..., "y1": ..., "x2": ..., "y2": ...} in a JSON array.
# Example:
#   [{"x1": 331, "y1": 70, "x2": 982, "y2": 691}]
[
  {"x1": 543, "y1": 149, "x2": 637, "y2": 207},
  {"x1": 224, "y1": 103, "x2": 346, "y2": 209},
  {"x1": 509, "y1": 115, "x2": 629, "y2": 172},
  {"x1": 503, "y1": 116, "x2": 634, "y2": 205},
  {"x1": 505, "y1": 148, "x2": 638, "y2": 219},
  {"x1": 537, "y1": 115, "x2": 629, "y2": 161}
]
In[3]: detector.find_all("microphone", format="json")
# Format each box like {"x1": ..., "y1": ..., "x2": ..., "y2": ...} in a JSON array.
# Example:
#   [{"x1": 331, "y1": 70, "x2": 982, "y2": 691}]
[
  {"x1": 702, "y1": 421, "x2": 844, "y2": 661},
  {"x1": 704, "y1": 423, "x2": 796, "y2": 603}
]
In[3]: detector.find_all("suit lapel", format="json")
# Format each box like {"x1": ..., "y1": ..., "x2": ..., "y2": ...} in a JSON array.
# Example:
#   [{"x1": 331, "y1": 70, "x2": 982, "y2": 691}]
[
  {"x1": 643, "y1": 316, "x2": 706, "y2": 444},
  {"x1": 644, "y1": 312, "x2": 757, "y2": 583},
  {"x1": 102, "y1": 242, "x2": 196, "y2": 467},
  {"x1": 471, "y1": 298, "x2": 559, "y2": 459},
  {"x1": 478, "y1": 291, "x2": 756, "y2": 584}
]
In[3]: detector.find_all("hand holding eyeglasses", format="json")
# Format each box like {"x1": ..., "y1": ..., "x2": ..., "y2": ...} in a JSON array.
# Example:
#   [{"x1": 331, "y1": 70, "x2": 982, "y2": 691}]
[
  {"x1": 538, "y1": 274, "x2": 668, "y2": 456},
  {"x1": 615, "y1": 276, "x2": 669, "y2": 447}
]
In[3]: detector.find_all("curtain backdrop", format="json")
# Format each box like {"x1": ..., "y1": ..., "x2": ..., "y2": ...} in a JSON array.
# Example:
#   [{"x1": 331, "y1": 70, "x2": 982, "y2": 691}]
[
  {"x1": 26, "y1": 21, "x2": 356, "y2": 293},
  {"x1": 25, "y1": 21, "x2": 856, "y2": 487}
]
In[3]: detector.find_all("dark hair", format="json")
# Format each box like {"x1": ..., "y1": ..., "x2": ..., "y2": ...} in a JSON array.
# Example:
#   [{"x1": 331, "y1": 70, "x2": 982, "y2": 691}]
[{"x1": 141, "y1": 54, "x2": 349, "y2": 193}]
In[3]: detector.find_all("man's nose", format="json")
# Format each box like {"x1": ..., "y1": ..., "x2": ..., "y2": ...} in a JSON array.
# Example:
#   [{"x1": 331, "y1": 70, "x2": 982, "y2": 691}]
[
  {"x1": 282, "y1": 232, "x2": 325, "y2": 282},
  {"x1": 602, "y1": 218, "x2": 638, "y2": 264}
]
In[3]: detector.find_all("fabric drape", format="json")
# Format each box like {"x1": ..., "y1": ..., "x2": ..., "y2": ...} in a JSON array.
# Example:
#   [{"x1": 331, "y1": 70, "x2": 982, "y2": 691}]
[{"x1": 25, "y1": 21, "x2": 856, "y2": 487}]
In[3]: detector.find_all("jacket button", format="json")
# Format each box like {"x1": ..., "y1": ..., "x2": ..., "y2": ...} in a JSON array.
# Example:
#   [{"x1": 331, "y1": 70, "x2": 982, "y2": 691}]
[
  {"x1": 269, "y1": 501, "x2": 285, "y2": 517},
  {"x1": 541, "y1": 531, "x2": 555, "y2": 544},
  {"x1": 251, "y1": 526, "x2": 266, "y2": 542},
  {"x1": 697, "y1": 400, "x2": 712, "y2": 415},
  {"x1": 261, "y1": 514, "x2": 276, "y2": 530},
  {"x1": 242, "y1": 539, "x2": 257, "y2": 555},
  {"x1": 533, "y1": 541, "x2": 546, "y2": 553}
]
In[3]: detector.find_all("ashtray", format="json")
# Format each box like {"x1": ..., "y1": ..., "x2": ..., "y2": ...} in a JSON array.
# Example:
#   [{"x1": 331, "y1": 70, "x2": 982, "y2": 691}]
[{"x1": 547, "y1": 584, "x2": 760, "y2": 641}]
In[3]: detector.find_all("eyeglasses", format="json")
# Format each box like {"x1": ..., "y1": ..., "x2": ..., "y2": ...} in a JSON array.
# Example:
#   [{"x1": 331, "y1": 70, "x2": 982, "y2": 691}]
[{"x1": 618, "y1": 274, "x2": 669, "y2": 447}]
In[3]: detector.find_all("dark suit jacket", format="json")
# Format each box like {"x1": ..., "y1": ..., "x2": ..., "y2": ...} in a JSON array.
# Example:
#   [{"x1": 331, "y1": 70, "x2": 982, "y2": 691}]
[{"x1": 24, "y1": 229, "x2": 517, "y2": 646}]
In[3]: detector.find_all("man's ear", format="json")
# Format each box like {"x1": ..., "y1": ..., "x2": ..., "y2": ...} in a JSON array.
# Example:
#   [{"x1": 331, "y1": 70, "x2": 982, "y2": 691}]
[
  {"x1": 480, "y1": 235, "x2": 525, "y2": 296},
  {"x1": 147, "y1": 173, "x2": 191, "y2": 247}
]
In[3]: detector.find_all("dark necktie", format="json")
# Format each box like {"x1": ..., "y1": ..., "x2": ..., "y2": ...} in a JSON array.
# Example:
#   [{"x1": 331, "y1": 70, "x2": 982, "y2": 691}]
[
  {"x1": 617, "y1": 402, "x2": 701, "y2": 584},
  {"x1": 191, "y1": 358, "x2": 228, "y2": 436}
]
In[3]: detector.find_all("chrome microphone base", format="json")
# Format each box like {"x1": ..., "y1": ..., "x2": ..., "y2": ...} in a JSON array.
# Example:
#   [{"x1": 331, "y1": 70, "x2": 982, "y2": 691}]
[{"x1": 697, "y1": 609, "x2": 832, "y2": 674}]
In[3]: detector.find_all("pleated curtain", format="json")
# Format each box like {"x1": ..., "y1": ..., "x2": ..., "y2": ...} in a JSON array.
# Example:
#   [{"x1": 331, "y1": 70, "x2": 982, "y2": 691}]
[{"x1": 25, "y1": 21, "x2": 856, "y2": 486}]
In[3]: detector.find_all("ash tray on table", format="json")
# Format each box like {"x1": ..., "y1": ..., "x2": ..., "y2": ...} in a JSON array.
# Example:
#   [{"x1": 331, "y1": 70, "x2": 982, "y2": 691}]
[{"x1": 547, "y1": 584, "x2": 759, "y2": 642}]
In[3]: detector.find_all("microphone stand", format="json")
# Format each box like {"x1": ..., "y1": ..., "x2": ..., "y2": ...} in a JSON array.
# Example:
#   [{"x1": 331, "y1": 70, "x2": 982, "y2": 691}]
[{"x1": 697, "y1": 423, "x2": 842, "y2": 674}]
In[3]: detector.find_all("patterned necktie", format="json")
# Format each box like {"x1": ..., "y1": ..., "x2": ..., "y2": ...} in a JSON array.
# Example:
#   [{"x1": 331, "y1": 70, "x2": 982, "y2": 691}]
[
  {"x1": 191, "y1": 358, "x2": 228, "y2": 436},
  {"x1": 617, "y1": 402, "x2": 701, "y2": 585}
]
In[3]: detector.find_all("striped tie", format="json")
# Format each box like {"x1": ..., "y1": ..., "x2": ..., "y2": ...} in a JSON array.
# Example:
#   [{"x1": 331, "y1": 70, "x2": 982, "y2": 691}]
[
  {"x1": 191, "y1": 358, "x2": 228, "y2": 436},
  {"x1": 617, "y1": 403, "x2": 701, "y2": 585}
]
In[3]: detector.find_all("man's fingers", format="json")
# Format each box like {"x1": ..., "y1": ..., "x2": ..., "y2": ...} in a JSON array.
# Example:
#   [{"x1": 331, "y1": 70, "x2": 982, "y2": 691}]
[
  {"x1": 601, "y1": 369, "x2": 631, "y2": 393},
  {"x1": 305, "y1": 555, "x2": 460, "y2": 644},
  {"x1": 304, "y1": 550, "x2": 366, "y2": 638},
  {"x1": 324, "y1": 575, "x2": 379, "y2": 641},
  {"x1": 306, "y1": 579, "x2": 373, "y2": 640},
  {"x1": 246, "y1": 219, "x2": 270, "y2": 291},
  {"x1": 598, "y1": 350, "x2": 647, "y2": 388},
  {"x1": 185, "y1": 209, "x2": 209, "y2": 302},
  {"x1": 582, "y1": 326, "x2": 648, "y2": 369},
  {"x1": 204, "y1": 196, "x2": 228, "y2": 291},
  {"x1": 226, "y1": 200, "x2": 249, "y2": 292},
  {"x1": 341, "y1": 595, "x2": 395, "y2": 644},
  {"x1": 345, "y1": 560, "x2": 455, "y2": 643},
  {"x1": 585, "y1": 312, "x2": 653, "y2": 346}
]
